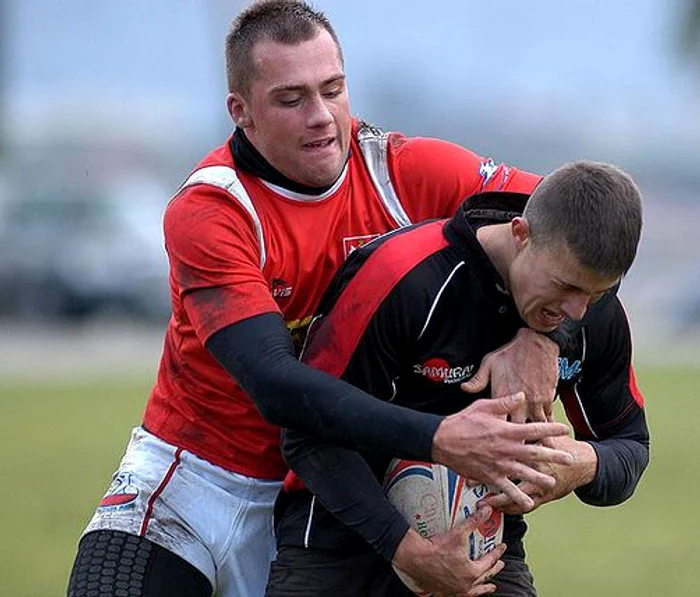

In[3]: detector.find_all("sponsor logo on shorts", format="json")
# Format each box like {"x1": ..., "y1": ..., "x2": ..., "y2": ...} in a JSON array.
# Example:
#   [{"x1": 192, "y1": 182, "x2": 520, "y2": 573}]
[
  {"x1": 413, "y1": 358, "x2": 474, "y2": 384},
  {"x1": 98, "y1": 472, "x2": 139, "y2": 510}
]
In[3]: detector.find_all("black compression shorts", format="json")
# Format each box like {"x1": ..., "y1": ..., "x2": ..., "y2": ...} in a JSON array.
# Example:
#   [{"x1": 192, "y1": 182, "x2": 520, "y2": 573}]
[{"x1": 66, "y1": 530, "x2": 212, "y2": 597}]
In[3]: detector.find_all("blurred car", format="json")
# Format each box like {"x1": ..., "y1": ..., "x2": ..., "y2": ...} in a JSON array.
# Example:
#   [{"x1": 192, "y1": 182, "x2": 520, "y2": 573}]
[{"x1": 0, "y1": 175, "x2": 172, "y2": 321}]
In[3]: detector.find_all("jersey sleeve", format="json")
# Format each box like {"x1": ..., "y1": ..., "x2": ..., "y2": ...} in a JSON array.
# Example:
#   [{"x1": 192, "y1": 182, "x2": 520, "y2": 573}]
[
  {"x1": 386, "y1": 133, "x2": 543, "y2": 223},
  {"x1": 560, "y1": 297, "x2": 650, "y2": 506},
  {"x1": 163, "y1": 185, "x2": 280, "y2": 343}
]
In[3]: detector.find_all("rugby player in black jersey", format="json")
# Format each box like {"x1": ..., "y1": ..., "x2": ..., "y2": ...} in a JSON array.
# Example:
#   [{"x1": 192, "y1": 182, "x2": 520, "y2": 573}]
[{"x1": 266, "y1": 161, "x2": 649, "y2": 597}]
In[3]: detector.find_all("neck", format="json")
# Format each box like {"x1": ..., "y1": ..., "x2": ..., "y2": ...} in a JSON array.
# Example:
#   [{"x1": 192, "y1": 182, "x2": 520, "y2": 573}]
[{"x1": 476, "y1": 223, "x2": 516, "y2": 290}]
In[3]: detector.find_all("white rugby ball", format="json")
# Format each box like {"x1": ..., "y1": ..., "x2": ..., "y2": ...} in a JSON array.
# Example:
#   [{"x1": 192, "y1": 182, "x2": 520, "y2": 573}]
[{"x1": 383, "y1": 459, "x2": 503, "y2": 596}]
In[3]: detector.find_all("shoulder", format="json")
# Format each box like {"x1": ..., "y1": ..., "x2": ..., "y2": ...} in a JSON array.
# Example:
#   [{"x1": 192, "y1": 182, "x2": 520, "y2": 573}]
[
  {"x1": 385, "y1": 132, "x2": 484, "y2": 177},
  {"x1": 354, "y1": 120, "x2": 481, "y2": 168},
  {"x1": 163, "y1": 168, "x2": 263, "y2": 261}
]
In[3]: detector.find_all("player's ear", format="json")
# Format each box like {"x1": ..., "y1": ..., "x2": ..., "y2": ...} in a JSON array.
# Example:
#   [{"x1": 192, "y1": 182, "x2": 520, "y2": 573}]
[
  {"x1": 227, "y1": 92, "x2": 253, "y2": 128},
  {"x1": 511, "y1": 217, "x2": 531, "y2": 251}
]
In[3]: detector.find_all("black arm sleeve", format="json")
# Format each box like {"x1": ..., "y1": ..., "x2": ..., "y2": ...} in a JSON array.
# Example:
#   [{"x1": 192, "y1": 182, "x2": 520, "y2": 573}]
[
  {"x1": 206, "y1": 312, "x2": 441, "y2": 460},
  {"x1": 282, "y1": 427, "x2": 410, "y2": 561},
  {"x1": 579, "y1": 435, "x2": 649, "y2": 506}
]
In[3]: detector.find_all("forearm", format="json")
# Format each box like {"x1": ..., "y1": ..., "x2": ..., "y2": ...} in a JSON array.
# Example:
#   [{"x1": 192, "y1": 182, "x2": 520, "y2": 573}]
[
  {"x1": 207, "y1": 313, "x2": 442, "y2": 459},
  {"x1": 556, "y1": 436, "x2": 598, "y2": 488},
  {"x1": 576, "y1": 437, "x2": 650, "y2": 506},
  {"x1": 282, "y1": 428, "x2": 409, "y2": 561}
]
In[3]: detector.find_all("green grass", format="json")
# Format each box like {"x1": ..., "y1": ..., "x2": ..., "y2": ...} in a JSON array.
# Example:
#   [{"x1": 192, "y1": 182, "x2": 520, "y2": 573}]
[
  {"x1": 2, "y1": 365, "x2": 699, "y2": 596},
  {"x1": 0, "y1": 376, "x2": 150, "y2": 597},
  {"x1": 527, "y1": 365, "x2": 700, "y2": 595}
]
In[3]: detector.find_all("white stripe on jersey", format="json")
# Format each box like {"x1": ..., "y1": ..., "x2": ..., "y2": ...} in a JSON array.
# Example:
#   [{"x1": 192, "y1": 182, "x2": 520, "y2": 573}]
[
  {"x1": 180, "y1": 166, "x2": 267, "y2": 269},
  {"x1": 418, "y1": 262, "x2": 466, "y2": 340},
  {"x1": 357, "y1": 126, "x2": 412, "y2": 228}
]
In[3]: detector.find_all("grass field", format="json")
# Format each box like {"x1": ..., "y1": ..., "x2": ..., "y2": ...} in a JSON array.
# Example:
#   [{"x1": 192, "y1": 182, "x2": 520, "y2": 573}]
[{"x1": 2, "y1": 364, "x2": 699, "y2": 596}]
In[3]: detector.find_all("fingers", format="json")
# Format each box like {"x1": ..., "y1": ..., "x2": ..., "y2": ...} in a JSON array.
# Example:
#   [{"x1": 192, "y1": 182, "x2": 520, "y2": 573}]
[
  {"x1": 466, "y1": 545, "x2": 506, "y2": 596},
  {"x1": 478, "y1": 491, "x2": 510, "y2": 511},
  {"x1": 504, "y1": 459, "x2": 560, "y2": 491},
  {"x1": 527, "y1": 404, "x2": 548, "y2": 423},
  {"x1": 520, "y1": 442, "x2": 573, "y2": 466},
  {"x1": 537, "y1": 435, "x2": 556, "y2": 449},
  {"x1": 466, "y1": 582, "x2": 498, "y2": 596},
  {"x1": 462, "y1": 504, "x2": 493, "y2": 530},
  {"x1": 460, "y1": 363, "x2": 490, "y2": 394},
  {"x1": 481, "y1": 482, "x2": 539, "y2": 514},
  {"x1": 517, "y1": 421, "x2": 571, "y2": 444},
  {"x1": 474, "y1": 555, "x2": 505, "y2": 586},
  {"x1": 544, "y1": 403, "x2": 556, "y2": 427},
  {"x1": 486, "y1": 391, "x2": 525, "y2": 416},
  {"x1": 491, "y1": 477, "x2": 534, "y2": 511},
  {"x1": 509, "y1": 400, "x2": 527, "y2": 425}
]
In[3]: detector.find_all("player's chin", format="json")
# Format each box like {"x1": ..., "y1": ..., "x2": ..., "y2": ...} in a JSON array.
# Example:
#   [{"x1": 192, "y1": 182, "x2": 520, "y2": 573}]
[
  {"x1": 525, "y1": 312, "x2": 561, "y2": 333},
  {"x1": 523, "y1": 320, "x2": 556, "y2": 334},
  {"x1": 301, "y1": 163, "x2": 343, "y2": 188}
]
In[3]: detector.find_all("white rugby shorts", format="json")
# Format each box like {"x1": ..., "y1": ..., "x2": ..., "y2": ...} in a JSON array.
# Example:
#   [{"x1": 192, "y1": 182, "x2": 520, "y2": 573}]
[{"x1": 83, "y1": 426, "x2": 282, "y2": 597}]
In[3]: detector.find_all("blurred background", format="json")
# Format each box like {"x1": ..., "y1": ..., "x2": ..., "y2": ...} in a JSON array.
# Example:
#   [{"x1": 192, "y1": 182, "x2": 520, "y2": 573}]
[{"x1": 0, "y1": 1, "x2": 698, "y2": 595}]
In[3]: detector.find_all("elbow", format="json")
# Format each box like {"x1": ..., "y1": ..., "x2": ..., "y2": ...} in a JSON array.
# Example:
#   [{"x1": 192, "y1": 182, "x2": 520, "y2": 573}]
[
  {"x1": 254, "y1": 396, "x2": 288, "y2": 427},
  {"x1": 576, "y1": 448, "x2": 650, "y2": 507},
  {"x1": 248, "y1": 381, "x2": 307, "y2": 429},
  {"x1": 575, "y1": 480, "x2": 639, "y2": 507}
]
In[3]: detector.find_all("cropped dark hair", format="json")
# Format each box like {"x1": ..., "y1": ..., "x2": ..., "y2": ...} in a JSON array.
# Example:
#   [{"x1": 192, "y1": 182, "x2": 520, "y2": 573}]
[
  {"x1": 523, "y1": 161, "x2": 643, "y2": 277},
  {"x1": 225, "y1": 1, "x2": 343, "y2": 97}
]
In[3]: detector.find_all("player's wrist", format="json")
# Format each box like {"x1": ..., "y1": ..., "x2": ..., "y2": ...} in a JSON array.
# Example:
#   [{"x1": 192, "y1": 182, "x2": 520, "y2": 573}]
[
  {"x1": 392, "y1": 529, "x2": 433, "y2": 571},
  {"x1": 430, "y1": 417, "x2": 454, "y2": 467},
  {"x1": 517, "y1": 326, "x2": 560, "y2": 355}
]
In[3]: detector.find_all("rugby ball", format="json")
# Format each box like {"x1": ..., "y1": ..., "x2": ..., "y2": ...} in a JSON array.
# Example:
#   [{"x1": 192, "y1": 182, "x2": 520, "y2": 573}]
[{"x1": 383, "y1": 459, "x2": 503, "y2": 596}]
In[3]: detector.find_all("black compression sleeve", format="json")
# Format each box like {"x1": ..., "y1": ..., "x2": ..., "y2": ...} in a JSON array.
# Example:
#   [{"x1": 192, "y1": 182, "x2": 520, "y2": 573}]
[
  {"x1": 282, "y1": 428, "x2": 410, "y2": 561},
  {"x1": 206, "y1": 312, "x2": 442, "y2": 460},
  {"x1": 576, "y1": 437, "x2": 650, "y2": 506}
]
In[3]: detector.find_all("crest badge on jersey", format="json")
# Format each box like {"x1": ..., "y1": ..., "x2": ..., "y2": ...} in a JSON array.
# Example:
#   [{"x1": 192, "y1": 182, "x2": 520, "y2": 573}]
[
  {"x1": 98, "y1": 472, "x2": 140, "y2": 510},
  {"x1": 342, "y1": 234, "x2": 380, "y2": 258}
]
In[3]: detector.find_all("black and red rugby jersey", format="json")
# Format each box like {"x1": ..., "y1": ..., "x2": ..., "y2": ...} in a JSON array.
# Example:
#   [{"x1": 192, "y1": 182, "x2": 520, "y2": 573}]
[{"x1": 277, "y1": 192, "x2": 649, "y2": 561}]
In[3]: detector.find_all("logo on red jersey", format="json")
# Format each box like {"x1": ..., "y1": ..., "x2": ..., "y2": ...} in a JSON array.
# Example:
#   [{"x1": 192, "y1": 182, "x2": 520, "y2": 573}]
[
  {"x1": 98, "y1": 472, "x2": 139, "y2": 510},
  {"x1": 343, "y1": 234, "x2": 380, "y2": 258},
  {"x1": 271, "y1": 278, "x2": 293, "y2": 299},
  {"x1": 413, "y1": 358, "x2": 474, "y2": 384},
  {"x1": 478, "y1": 159, "x2": 510, "y2": 191}
]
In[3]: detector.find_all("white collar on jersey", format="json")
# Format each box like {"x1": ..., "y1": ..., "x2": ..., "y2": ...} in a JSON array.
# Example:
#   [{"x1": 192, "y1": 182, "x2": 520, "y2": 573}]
[{"x1": 260, "y1": 163, "x2": 349, "y2": 202}]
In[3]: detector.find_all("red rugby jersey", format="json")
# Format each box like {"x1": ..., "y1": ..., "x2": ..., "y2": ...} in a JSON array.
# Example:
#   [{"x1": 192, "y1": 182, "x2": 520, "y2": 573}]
[{"x1": 142, "y1": 120, "x2": 542, "y2": 479}]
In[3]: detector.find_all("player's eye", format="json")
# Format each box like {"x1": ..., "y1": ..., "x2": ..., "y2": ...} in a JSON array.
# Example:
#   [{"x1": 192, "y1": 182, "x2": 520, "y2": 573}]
[{"x1": 323, "y1": 87, "x2": 343, "y2": 98}]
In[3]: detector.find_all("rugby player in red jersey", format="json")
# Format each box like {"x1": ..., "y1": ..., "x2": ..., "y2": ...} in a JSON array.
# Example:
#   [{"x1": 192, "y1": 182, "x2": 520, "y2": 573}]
[{"x1": 67, "y1": 3, "x2": 576, "y2": 596}]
